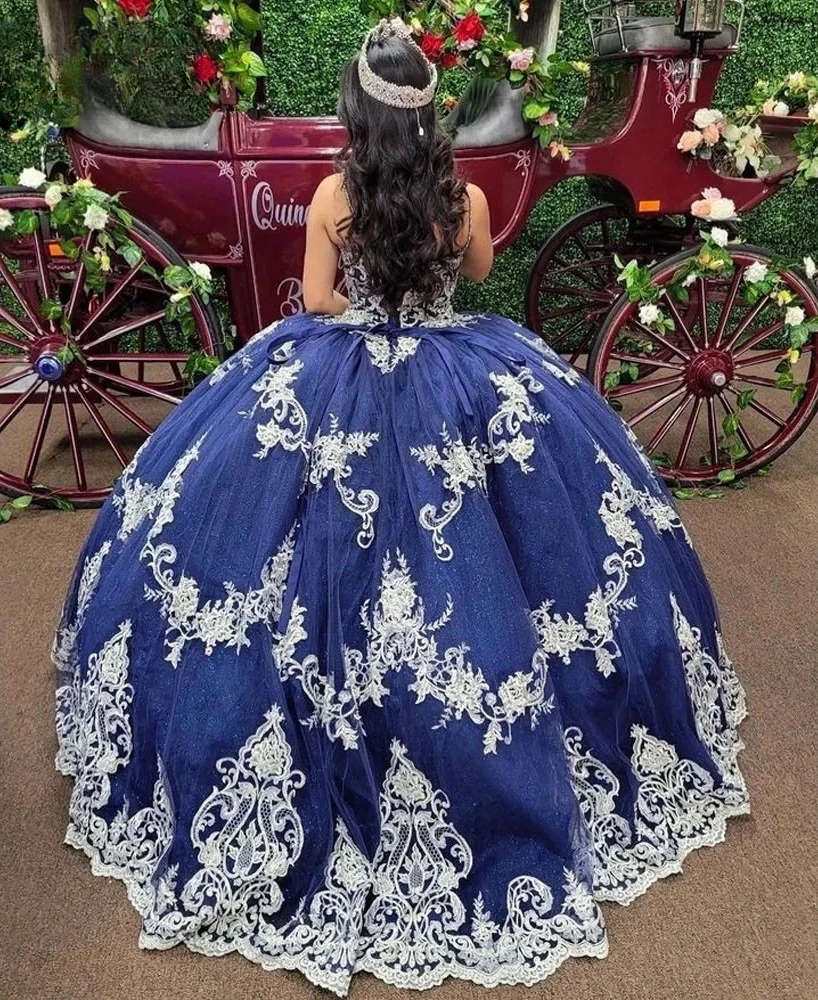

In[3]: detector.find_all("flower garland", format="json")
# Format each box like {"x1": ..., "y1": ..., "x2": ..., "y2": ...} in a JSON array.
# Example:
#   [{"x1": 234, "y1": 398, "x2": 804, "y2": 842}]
[
  {"x1": 746, "y1": 71, "x2": 818, "y2": 186},
  {"x1": 85, "y1": 0, "x2": 265, "y2": 104},
  {"x1": 366, "y1": 2, "x2": 586, "y2": 156},
  {"x1": 0, "y1": 166, "x2": 216, "y2": 374},
  {"x1": 675, "y1": 70, "x2": 818, "y2": 186}
]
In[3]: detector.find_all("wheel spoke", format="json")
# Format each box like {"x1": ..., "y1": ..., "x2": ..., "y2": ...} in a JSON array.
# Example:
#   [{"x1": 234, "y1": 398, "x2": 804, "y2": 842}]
[
  {"x1": 663, "y1": 293, "x2": 700, "y2": 354},
  {"x1": 0, "y1": 257, "x2": 44, "y2": 337},
  {"x1": 734, "y1": 346, "x2": 796, "y2": 369},
  {"x1": 646, "y1": 392, "x2": 691, "y2": 453},
  {"x1": 0, "y1": 367, "x2": 30, "y2": 391},
  {"x1": 628, "y1": 384, "x2": 687, "y2": 427},
  {"x1": 81, "y1": 377, "x2": 154, "y2": 436},
  {"x1": 608, "y1": 372, "x2": 684, "y2": 399},
  {"x1": 549, "y1": 316, "x2": 590, "y2": 352},
  {"x1": 32, "y1": 224, "x2": 55, "y2": 305},
  {"x1": 540, "y1": 280, "x2": 612, "y2": 303},
  {"x1": 538, "y1": 302, "x2": 589, "y2": 321},
  {"x1": 631, "y1": 320, "x2": 691, "y2": 361},
  {"x1": 697, "y1": 277, "x2": 710, "y2": 348},
  {"x1": 718, "y1": 391, "x2": 756, "y2": 453},
  {"x1": 676, "y1": 396, "x2": 703, "y2": 469},
  {"x1": 0, "y1": 325, "x2": 31, "y2": 349},
  {"x1": 86, "y1": 366, "x2": 180, "y2": 405},
  {"x1": 60, "y1": 386, "x2": 87, "y2": 490},
  {"x1": 731, "y1": 318, "x2": 785, "y2": 359},
  {"x1": 74, "y1": 382, "x2": 130, "y2": 468},
  {"x1": 65, "y1": 231, "x2": 95, "y2": 323},
  {"x1": 712, "y1": 268, "x2": 743, "y2": 348},
  {"x1": 736, "y1": 373, "x2": 785, "y2": 389},
  {"x1": 23, "y1": 382, "x2": 55, "y2": 483},
  {"x1": 0, "y1": 377, "x2": 43, "y2": 435},
  {"x1": 75, "y1": 262, "x2": 144, "y2": 341},
  {"x1": 726, "y1": 386, "x2": 786, "y2": 428},
  {"x1": 81, "y1": 307, "x2": 168, "y2": 351},
  {"x1": 609, "y1": 351, "x2": 685, "y2": 371},
  {"x1": 723, "y1": 295, "x2": 775, "y2": 351},
  {"x1": 706, "y1": 397, "x2": 720, "y2": 467}
]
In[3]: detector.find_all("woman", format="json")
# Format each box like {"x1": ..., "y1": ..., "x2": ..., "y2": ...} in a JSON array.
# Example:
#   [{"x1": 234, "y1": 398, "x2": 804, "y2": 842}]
[{"x1": 54, "y1": 18, "x2": 748, "y2": 995}]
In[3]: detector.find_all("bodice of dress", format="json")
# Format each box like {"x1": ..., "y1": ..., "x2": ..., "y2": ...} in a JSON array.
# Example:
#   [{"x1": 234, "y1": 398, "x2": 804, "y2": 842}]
[{"x1": 337, "y1": 245, "x2": 465, "y2": 328}]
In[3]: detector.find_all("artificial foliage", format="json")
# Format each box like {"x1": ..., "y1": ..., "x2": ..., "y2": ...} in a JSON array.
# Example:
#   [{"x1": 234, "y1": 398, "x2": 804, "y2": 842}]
[{"x1": 1, "y1": 0, "x2": 817, "y2": 320}]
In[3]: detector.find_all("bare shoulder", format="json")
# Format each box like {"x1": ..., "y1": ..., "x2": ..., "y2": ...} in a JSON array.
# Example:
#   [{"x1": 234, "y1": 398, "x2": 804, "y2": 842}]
[
  {"x1": 465, "y1": 183, "x2": 489, "y2": 219},
  {"x1": 311, "y1": 172, "x2": 344, "y2": 211}
]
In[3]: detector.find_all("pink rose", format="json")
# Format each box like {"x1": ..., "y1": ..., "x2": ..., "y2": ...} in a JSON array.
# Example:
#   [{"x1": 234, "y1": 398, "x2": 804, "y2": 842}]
[
  {"x1": 701, "y1": 123, "x2": 721, "y2": 146},
  {"x1": 702, "y1": 186, "x2": 723, "y2": 200},
  {"x1": 677, "y1": 130, "x2": 704, "y2": 152},
  {"x1": 206, "y1": 13, "x2": 232, "y2": 41},
  {"x1": 691, "y1": 199, "x2": 712, "y2": 218},
  {"x1": 508, "y1": 47, "x2": 535, "y2": 72},
  {"x1": 538, "y1": 111, "x2": 558, "y2": 127}
]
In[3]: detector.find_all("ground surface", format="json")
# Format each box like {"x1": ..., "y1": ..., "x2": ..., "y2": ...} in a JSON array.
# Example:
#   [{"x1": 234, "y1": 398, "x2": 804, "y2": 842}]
[{"x1": 1, "y1": 425, "x2": 816, "y2": 1000}]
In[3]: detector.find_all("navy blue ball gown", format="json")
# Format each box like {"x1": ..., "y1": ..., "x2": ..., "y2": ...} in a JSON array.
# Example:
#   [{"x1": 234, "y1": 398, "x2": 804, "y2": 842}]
[{"x1": 54, "y1": 247, "x2": 748, "y2": 994}]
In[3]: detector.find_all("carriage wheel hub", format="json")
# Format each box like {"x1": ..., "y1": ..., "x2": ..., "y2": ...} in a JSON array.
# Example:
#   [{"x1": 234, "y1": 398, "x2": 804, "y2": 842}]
[
  {"x1": 686, "y1": 350, "x2": 733, "y2": 396},
  {"x1": 30, "y1": 338, "x2": 79, "y2": 384}
]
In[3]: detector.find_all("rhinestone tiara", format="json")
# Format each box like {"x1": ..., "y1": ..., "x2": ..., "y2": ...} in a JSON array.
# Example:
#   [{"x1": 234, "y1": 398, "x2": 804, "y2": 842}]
[{"x1": 358, "y1": 17, "x2": 438, "y2": 109}]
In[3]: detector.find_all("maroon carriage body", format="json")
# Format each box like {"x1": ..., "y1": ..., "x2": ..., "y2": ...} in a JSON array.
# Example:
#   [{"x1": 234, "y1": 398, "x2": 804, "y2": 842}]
[{"x1": 65, "y1": 49, "x2": 790, "y2": 342}]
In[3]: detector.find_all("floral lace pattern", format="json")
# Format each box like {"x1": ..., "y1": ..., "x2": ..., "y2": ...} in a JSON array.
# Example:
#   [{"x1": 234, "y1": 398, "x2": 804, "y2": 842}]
[
  {"x1": 531, "y1": 446, "x2": 685, "y2": 678},
  {"x1": 363, "y1": 332, "x2": 421, "y2": 374},
  {"x1": 487, "y1": 368, "x2": 550, "y2": 473},
  {"x1": 411, "y1": 426, "x2": 491, "y2": 561}
]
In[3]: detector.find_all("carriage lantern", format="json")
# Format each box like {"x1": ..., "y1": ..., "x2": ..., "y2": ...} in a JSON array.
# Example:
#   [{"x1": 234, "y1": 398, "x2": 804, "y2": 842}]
[{"x1": 675, "y1": 0, "x2": 726, "y2": 100}]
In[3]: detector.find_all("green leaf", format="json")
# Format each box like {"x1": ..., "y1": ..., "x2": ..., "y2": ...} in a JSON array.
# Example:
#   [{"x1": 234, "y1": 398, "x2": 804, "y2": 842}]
[
  {"x1": 235, "y1": 3, "x2": 261, "y2": 33},
  {"x1": 40, "y1": 298, "x2": 63, "y2": 321},
  {"x1": 722, "y1": 413, "x2": 740, "y2": 436},
  {"x1": 0, "y1": 508, "x2": 11, "y2": 523},
  {"x1": 10, "y1": 494, "x2": 33, "y2": 509},
  {"x1": 736, "y1": 388, "x2": 756, "y2": 409},
  {"x1": 673, "y1": 488, "x2": 696, "y2": 500},
  {"x1": 603, "y1": 371, "x2": 621, "y2": 390},
  {"x1": 717, "y1": 469, "x2": 736, "y2": 483},
  {"x1": 701, "y1": 488, "x2": 724, "y2": 500},
  {"x1": 729, "y1": 441, "x2": 748, "y2": 460},
  {"x1": 15, "y1": 209, "x2": 38, "y2": 235},
  {"x1": 241, "y1": 50, "x2": 267, "y2": 78},
  {"x1": 51, "y1": 496, "x2": 75, "y2": 511},
  {"x1": 162, "y1": 264, "x2": 190, "y2": 290},
  {"x1": 790, "y1": 382, "x2": 807, "y2": 405}
]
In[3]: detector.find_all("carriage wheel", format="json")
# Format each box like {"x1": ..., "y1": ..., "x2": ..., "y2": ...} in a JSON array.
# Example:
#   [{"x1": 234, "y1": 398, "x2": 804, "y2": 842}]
[
  {"x1": 0, "y1": 187, "x2": 223, "y2": 507},
  {"x1": 525, "y1": 204, "x2": 728, "y2": 371},
  {"x1": 589, "y1": 245, "x2": 818, "y2": 485}
]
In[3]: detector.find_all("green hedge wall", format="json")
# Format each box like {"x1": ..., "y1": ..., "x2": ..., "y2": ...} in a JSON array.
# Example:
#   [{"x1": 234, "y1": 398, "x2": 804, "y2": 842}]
[{"x1": 2, "y1": 0, "x2": 817, "y2": 320}]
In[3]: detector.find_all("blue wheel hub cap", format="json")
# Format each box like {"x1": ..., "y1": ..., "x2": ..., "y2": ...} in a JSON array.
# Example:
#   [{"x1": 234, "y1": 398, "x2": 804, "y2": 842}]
[{"x1": 35, "y1": 352, "x2": 65, "y2": 381}]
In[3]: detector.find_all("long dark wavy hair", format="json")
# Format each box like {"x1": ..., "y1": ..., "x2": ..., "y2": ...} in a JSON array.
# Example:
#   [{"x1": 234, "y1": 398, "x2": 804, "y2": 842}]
[{"x1": 336, "y1": 33, "x2": 468, "y2": 310}]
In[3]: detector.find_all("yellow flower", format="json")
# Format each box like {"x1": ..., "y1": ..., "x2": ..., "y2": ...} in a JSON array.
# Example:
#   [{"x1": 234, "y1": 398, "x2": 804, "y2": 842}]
[
  {"x1": 786, "y1": 348, "x2": 801, "y2": 364},
  {"x1": 9, "y1": 127, "x2": 30, "y2": 142},
  {"x1": 570, "y1": 61, "x2": 590, "y2": 75},
  {"x1": 773, "y1": 289, "x2": 794, "y2": 306},
  {"x1": 73, "y1": 178, "x2": 95, "y2": 191}
]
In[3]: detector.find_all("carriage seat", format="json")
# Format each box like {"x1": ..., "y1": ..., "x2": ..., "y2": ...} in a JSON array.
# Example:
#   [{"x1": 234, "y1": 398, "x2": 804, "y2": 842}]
[
  {"x1": 595, "y1": 16, "x2": 738, "y2": 56},
  {"x1": 75, "y1": 95, "x2": 223, "y2": 152},
  {"x1": 451, "y1": 81, "x2": 528, "y2": 150}
]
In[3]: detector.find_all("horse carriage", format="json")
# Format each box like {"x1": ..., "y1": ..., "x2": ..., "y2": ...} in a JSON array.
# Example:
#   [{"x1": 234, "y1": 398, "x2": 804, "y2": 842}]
[{"x1": 1, "y1": 0, "x2": 816, "y2": 505}]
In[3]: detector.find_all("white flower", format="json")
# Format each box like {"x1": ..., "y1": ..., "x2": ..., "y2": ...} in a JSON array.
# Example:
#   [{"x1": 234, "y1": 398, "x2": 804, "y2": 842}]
[
  {"x1": 189, "y1": 260, "x2": 212, "y2": 282},
  {"x1": 205, "y1": 13, "x2": 232, "y2": 41},
  {"x1": 682, "y1": 273, "x2": 697, "y2": 287},
  {"x1": 0, "y1": 208, "x2": 13, "y2": 231},
  {"x1": 44, "y1": 184, "x2": 63, "y2": 209},
  {"x1": 638, "y1": 303, "x2": 661, "y2": 325},
  {"x1": 18, "y1": 167, "x2": 46, "y2": 188},
  {"x1": 693, "y1": 107, "x2": 723, "y2": 128},
  {"x1": 83, "y1": 203, "x2": 109, "y2": 230},
  {"x1": 762, "y1": 98, "x2": 790, "y2": 117},
  {"x1": 809, "y1": 103, "x2": 818, "y2": 123},
  {"x1": 785, "y1": 305, "x2": 805, "y2": 327},
  {"x1": 709, "y1": 198, "x2": 737, "y2": 220},
  {"x1": 786, "y1": 71, "x2": 807, "y2": 90},
  {"x1": 804, "y1": 256, "x2": 816, "y2": 279},
  {"x1": 708, "y1": 226, "x2": 730, "y2": 247},
  {"x1": 743, "y1": 260, "x2": 769, "y2": 284}
]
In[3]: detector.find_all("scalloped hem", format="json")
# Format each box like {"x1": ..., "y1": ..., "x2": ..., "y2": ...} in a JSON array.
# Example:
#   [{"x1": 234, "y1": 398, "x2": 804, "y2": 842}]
[{"x1": 62, "y1": 792, "x2": 749, "y2": 996}]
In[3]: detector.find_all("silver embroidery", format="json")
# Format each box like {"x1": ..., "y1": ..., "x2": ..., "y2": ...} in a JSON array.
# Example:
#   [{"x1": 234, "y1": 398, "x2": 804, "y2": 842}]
[
  {"x1": 411, "y1": 426, "x2": 491, "y2": 562},
  {"x1": 243, "y1": 361, "x2": 309, "y2": 460},
  {"x1": 363, "y1": 332, "x2": 421, "y2": 373},
  {"x1": 488, "y1": 368, "x2": 550, "y2": 473}
]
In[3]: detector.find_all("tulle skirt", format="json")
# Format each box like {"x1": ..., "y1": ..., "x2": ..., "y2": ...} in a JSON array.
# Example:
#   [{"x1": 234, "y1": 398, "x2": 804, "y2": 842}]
[{"x1": 54, "y1": 311, "x2": 748, "y2": 994}]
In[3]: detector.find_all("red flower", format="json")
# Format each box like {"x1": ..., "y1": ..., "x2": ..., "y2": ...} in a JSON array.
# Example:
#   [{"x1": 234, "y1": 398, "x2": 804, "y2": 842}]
[
  {"x1": 453, "y1": 12, "x2": 485, "y2": 51},
  {"x1": 117, "y1": 0, "x2": 152, "y2": 17},
  {"x1": 191, "y1": 52, "x2": 220, "y2": 86},
  {"x1": 420, "y1": 32, "x2": 445, "y2": 63},
  {"x1": 440, "y1": 50, "x2": 461, "y2": 70}
]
